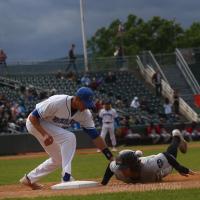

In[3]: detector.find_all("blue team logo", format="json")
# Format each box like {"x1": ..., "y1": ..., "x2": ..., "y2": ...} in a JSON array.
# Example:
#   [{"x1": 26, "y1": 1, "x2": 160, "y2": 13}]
[{"x1": 157, "y1": 159, "x2": 163, "y2": 168}]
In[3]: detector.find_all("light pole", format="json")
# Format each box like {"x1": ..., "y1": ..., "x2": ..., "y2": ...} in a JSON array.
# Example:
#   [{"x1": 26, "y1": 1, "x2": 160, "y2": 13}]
[{"x1": 80, "y1": 0, "x2": 89, "y2": 72}]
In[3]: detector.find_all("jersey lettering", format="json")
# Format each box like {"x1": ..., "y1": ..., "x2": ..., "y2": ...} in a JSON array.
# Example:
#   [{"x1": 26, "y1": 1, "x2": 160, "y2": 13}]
[{"x1": 157, "y1": 159, "x2": 163, "y2": 168}]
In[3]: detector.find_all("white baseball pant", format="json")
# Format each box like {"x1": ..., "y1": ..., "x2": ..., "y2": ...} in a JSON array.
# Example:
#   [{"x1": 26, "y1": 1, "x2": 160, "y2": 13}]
[
  {"x1": 100, "y1": 123, "x2": 116, "y2": 147},
  {"x1": 26, "y1": 119, "x2": 76, "y2": 183}
]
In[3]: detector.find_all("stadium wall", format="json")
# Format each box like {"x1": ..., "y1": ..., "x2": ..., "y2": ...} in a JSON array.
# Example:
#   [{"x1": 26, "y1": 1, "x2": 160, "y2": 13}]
[{"x1": 0, "y1": 131, "x2": 95, "y2": 155}]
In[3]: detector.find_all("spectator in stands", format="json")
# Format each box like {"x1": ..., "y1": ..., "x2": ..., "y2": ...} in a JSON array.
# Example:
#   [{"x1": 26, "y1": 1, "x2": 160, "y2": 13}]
[
  {"x1": 163, "y1": 98, "x2": 173, "y2": 123},
  {"x1": 146, "y1": 122, "x2": 160, "y2": 144},
  {"x1": 188, "y1": 121, "x2": 200, "y2": 140},
  {"x1": 18, "y1": 85, "x2": 26, "y2": 100},
  {"x1": 173, "y1": 89, "x2": 180, "y2": 115},
  {"x1": 89, "y1": 77, "x2": 99, "y2": 90},
  {"x1": 182, "y1": 121, "x2": 200, "y2": 141},
  {"x1": 81, "y1": 74, "x2": 91, "y2": 86},
  {"x1": 95, "y1": 98, "x2": 103, "y2": 112},
  {"x1": 121, "y1": 115, "x2": 142, "y2": 144},
  {"x1": 130, "y1": 96, "x2": 140, "y2": 111},
  {"x1": 140, "y1": 96, "x2": 150, "y2": 112},
  {"x1": 0, "y1": 94, "x2": 5, "y2": 106},
  {"x1": 26, "y1": 85, "x2": 38, "y2": 102},
  {"x1": 116, "y1": 115, "x2": 131, "y2": 138},
  {"x1": 0, "y1": 49, "x2": 7, "y2": 67},
  {"x1": 134, "y1": 114, "x2": 146, "y2": 125},
  {"x1": 124, "y1": 129, "x2": 142, "y2": 145},
  {"x1": 49, "y1": 88, "x2": 57, "y2": 96},
  {"x1": 152, "y1": 70, "x2": 162, "y2": 97},
  {"x1": 115, "y1": 96, "x2": 125, "y2": 109},
  {"x1": 65, "y1": 44, "x2": 77, "y2": 74},
  {"x1": 114, "y1": 46, "x2": 124, "y2": 69},
  {"x1": 66, "y1": 71, "x2": 77, "y2": 82},
  {"x1": 179, "y1": 123, "x2": 192, "y2": 142},
  {"x1": 89, "y1": 76, "x2": 103, "y2": 91},
  {"x1": 11, "y1": 101, "x2": 26, "y2": 121},
  {"x1": 55, "y1": 70, "x2": 65, "y2": 80},
  {"x1": 38, "y1": 90, "x2": 48, "y2": 100},
  {"x1": 0, "y1": 99, "x2": 12, "y2": 133},
  {"x1": 157, "y1": 123, "x2": 171, "y2": 143},
  {"x1": 105, "y1": 71, "x2": 116, "y2": 83},
  {"x1": 0, "y1": 104, "x2": 6, "y2": 132},
  {"x1": 0, "y1": 94, "x2": 27, "y2": 134},
  {"x1": 16, "y1": 118, "x2": 26, "y2": 132}
]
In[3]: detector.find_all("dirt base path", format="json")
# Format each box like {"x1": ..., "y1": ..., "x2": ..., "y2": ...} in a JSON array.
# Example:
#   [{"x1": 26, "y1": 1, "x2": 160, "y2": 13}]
[{"x1": 0, "y1": 174, "x2": 200, "y2": 199}]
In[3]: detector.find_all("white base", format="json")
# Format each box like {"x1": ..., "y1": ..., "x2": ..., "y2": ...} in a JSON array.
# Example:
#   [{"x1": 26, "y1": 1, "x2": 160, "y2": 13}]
[{"x1": 51, "y1": 181, "x2": 98, "y2": 190}]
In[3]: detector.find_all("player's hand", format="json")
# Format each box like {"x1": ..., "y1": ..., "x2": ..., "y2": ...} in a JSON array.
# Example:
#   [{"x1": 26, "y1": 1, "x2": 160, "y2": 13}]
[
  {"x1": 188, "y1": 169, "x2": 195, "y2": 175},
  {"x1": 44, "y1": 134, "x2": 53, "y2": 146},
  {"x1": 179, "y1": 169, "x2": 195, "y2": 177}
]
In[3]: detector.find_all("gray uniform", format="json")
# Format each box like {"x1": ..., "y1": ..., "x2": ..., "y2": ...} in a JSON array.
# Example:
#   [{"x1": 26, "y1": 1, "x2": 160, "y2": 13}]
[{"x1": 110, "y1": 153, "x2": 173, "y2": 183}]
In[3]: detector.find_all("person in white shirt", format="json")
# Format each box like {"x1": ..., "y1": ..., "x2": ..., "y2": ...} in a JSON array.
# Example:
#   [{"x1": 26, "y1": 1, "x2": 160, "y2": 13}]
[
  {"x1": 163, "y1": 98, "x2": 173, "y2": 122},
  {"x1": 99, "y1": 101, "x2": 119, "y2": 152},
  {"x1": 130, "y1": 96, "x2": 140, "y2": 111}
]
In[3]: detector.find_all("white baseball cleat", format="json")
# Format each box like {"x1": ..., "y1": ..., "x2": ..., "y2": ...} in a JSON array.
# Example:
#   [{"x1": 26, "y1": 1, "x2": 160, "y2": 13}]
[
  {"x1": 172, "y1": 129, "x2": 187, "y2": 153},
  {"x1": 96, "y1": 149, "x2": 101, "y2": 153},
  {"x1": 112, "y1": 147, "x2": 118, "y2": 152},
  {"x1": 19, "y1": 174, "x2": 43, "y2": 190}
]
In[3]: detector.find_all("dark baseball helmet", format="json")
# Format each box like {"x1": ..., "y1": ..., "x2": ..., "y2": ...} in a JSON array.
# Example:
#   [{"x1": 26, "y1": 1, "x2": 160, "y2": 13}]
[{"x1": 116, "y1": 150, "x2": 141, "y2": 171}]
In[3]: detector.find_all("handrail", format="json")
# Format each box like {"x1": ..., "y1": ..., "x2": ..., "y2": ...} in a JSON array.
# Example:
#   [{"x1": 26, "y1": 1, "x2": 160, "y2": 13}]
[
  {"x1": 176, "y1": 48, "x2": 200, "y2": 94},
  {"x1": 0, "y1": 76, "x2": 45, "y2": 92},
  {"x1": 175, "y1": 54, "x2": 196, "y2": 94},
  {"x1": 136, "y1": 55, "x2": 145, "y2": 72},
  {"x1": 136, "y1": 57, "x2": 199, "y2": 121},
  {"x1": 148, "y1": 51, "x2": 169, "y2": 84}
]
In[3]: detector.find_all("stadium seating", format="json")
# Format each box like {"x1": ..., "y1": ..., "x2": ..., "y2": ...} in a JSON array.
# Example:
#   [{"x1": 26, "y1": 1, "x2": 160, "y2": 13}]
[
  {"x1": 0, "y1": 71, "x2": 163, "y2": 129},
  {"x1": 6, "y1": 71, "x2": 163, "y2": 115}
]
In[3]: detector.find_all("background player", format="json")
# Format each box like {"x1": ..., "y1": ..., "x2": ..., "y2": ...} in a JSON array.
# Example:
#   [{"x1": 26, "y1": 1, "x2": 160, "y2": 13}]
[
  {"x1": 98, "y1": 101, "x2": 119, "y2": 152},
  {"x1": 20, "y1": 87, "x2": 113, "y2": 190},
  {"x1": 101, "y1": 129, "x2": 194, "y2": 185}
]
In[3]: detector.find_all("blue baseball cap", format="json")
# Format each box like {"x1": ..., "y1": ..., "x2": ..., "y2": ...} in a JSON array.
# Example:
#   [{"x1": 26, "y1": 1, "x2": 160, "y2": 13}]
[{"x1": 76, "y1": 87, "x2": 95, "y2": 109}]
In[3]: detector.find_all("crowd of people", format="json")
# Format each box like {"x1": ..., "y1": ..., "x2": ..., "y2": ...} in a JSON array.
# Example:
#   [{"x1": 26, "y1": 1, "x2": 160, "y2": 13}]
[
  {"x1": 0, "y1": 94, "x2": 26, "y2": 133},
  {"x1": 0, "y1": 84, "x2": 52, "y2": 134},
  {"x1": 1, "y1": 69, "x2": 200, "y2": 145}
]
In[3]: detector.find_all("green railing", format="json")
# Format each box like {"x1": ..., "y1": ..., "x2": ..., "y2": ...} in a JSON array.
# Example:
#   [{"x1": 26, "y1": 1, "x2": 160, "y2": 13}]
[{"x1": 0, "y1": 56, "x2": 138, "y2": 75}]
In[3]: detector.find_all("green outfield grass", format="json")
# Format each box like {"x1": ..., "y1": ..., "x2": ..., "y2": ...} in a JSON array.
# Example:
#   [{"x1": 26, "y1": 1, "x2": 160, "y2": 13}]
[
  {"x1": 0, "y1": 143, "x2": 200, "y2": 200},
  {"x1": 0, "y1": 142, "x2": 200, "y2": 186},
  {"x1": 3, "y1": 189, "x2": 200, "y2": 200}
]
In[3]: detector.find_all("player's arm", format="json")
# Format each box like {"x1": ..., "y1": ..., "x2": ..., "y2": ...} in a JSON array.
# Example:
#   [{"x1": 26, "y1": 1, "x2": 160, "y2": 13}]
[
  {"x1": 81, "y1": 110, "x2": 114, "y2": 160},
  {"x1": 28, "y1": 109, "x2": 53, "y2": 146},
  {"x1": 83, "y1": 127, "x2": 113, "y2": 161},
  {"x1": 101, "y1": 163, "x2": 114, "y2": 185},
  {"x1": 163, "y1": 152, "x2": 194, "y2": 176}
]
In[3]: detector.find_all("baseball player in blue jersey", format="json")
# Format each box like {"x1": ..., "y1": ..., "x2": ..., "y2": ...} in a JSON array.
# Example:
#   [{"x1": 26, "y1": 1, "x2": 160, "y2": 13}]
[
  {"x1": 19, "y1": 87, "x2": 113, "y2": 190},
  {"x1": 101, "y1": 129, "x2": 194, "y2": 185}
]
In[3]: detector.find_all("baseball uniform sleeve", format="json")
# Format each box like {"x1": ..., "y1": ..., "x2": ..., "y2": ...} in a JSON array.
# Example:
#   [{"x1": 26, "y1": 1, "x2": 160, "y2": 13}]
[
  {"x1": 79, "y1": 110, "x2": 95, "y2": 128},
  {"x1": 113, "y1": 109, "x2": 118, "y2": 118},
  {"x1": 99, "y1": 109, "x2": 103, "y2": 118},
  {"x1": 101, "y1": 163, "x2": 114, "y2": 185},
  {"x1": 78, "y1": 110, "x2": 100, "y2": 139},
  {"x1": 35, "y1": 98, "x2": 57, "y2": 119}
]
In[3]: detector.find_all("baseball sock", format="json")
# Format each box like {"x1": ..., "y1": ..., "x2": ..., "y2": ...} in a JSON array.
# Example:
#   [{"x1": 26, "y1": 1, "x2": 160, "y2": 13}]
[{"x1": 63, "y1": 172, "x2": 71, "y2": 182}]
